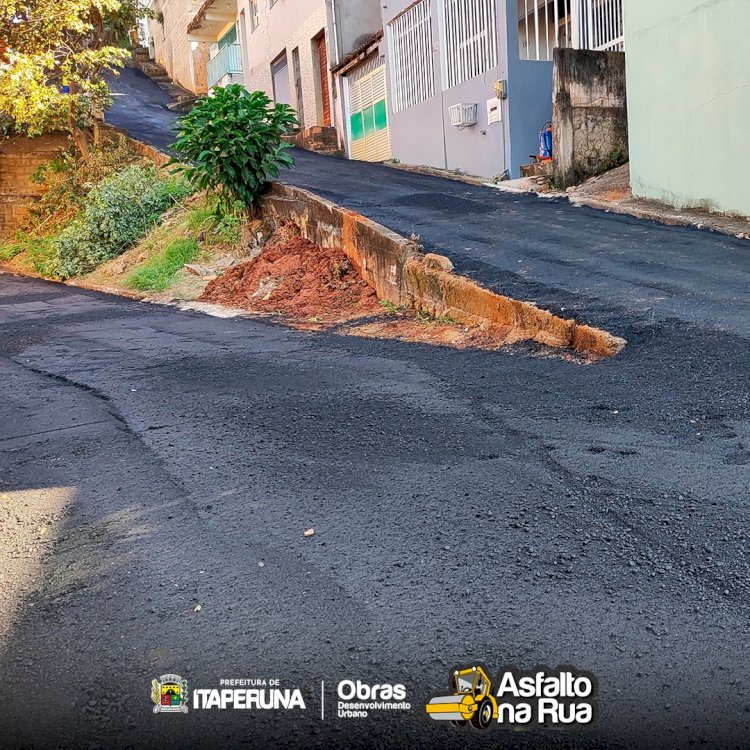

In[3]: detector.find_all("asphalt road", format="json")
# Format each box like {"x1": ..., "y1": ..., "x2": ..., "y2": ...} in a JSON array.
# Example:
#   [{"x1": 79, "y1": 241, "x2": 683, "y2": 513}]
[{"x1": 0, "y1": 68, "x2": 747, "y2": 749}]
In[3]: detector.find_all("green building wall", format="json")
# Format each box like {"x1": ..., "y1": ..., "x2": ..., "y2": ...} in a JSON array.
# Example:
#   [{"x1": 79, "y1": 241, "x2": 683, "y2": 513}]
[{"x1": 625, "y1": 0, "x2": 750, "y2": 218}]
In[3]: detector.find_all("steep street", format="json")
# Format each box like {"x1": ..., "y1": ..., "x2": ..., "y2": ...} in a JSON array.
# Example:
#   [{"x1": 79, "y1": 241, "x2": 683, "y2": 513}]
[{"x1": 0, "y1": 66, "x2": 747, "y2": 749}]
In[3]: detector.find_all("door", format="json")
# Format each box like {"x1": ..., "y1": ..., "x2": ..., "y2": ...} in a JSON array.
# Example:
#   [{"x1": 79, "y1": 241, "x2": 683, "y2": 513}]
[
  {"x1": 316, "y1": 34, "x2": 331, "y2": 126},
  {"x1": 348, "y1": 65, "x2": 391, "y2": 162},
  {"x1": 271, "y1": 53, "x2": 291, "y2": 106}
]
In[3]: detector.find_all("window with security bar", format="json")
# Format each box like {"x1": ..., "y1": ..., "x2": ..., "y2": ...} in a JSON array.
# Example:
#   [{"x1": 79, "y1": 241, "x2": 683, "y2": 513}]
[
  {"x1": 387, "y1": 0, "x2": 435, "y2": 113},
  {"x1": 439, "y1": 0, "x2": 498, "y2": 89}
]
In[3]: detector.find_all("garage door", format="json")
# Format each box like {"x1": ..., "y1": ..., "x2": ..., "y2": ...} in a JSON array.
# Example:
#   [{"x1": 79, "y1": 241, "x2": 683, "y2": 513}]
[{"x1": 348, "y1": 65, "x2": 391, "y2": 162}]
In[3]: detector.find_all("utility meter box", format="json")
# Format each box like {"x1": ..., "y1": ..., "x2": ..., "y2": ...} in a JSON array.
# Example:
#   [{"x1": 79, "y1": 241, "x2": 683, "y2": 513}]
[{"x1": 487, "y1": 97, "x2": 502, "y2": 125}]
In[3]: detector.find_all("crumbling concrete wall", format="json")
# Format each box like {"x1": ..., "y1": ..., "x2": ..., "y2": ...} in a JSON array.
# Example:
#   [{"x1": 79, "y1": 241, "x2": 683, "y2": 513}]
[
  {"x1": 262, "y1": 183, "x2": 625, "y2": 357},
  {"x1": 553, "y1": 48, "x2": 627, "y2": 189}
]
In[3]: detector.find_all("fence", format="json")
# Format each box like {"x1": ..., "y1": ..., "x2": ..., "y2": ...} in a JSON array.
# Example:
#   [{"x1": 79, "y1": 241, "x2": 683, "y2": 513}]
[{"x1": 519, "y1": 0, "x2": 623, "y2": 62}]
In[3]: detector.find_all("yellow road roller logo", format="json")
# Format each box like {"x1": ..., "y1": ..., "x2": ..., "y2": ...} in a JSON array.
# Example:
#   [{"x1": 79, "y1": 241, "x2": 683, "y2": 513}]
[
  {"x1": 427, "y1": 664, "x2": 598, "y2": 729},
  {"x1": 425, "y1": 665, "x2": 497, "y2": 730}
]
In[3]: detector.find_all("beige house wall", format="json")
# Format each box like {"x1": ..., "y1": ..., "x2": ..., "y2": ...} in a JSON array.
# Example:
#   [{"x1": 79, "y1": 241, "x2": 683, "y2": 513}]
[
  {"x1": 147, "y1": 0, "x2": 209, "y2": 94},
  {"x1": 238, "y1": 0, "x2": 331, "y2": 130}
]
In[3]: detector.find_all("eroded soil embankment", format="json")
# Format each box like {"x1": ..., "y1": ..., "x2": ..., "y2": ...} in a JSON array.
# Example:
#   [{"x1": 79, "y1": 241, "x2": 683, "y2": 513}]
[
  {"x1": 198, "y1": 224, "x2": 519, "y2": 350},
  {"x1": 200, "y1": 226, "x2": 380, "y2": 323}
]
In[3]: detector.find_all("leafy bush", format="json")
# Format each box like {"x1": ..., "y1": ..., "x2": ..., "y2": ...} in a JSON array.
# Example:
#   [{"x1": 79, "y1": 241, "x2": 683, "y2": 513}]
[
  {"x1": 52, "y1": 164, "x2": 192, "y2": 278},
  {"x1": 126, "y1": 238, "x2": 198, "y2": 292},
  {"x1": 171, "y1": 85, "x2": 297, "y2": 209},
  {"x1": 26, "y1": 236, "x2": 58, "y2": 276},
  {"x1": 28, "y1": 137, "x2": 140, "y2": 233}
]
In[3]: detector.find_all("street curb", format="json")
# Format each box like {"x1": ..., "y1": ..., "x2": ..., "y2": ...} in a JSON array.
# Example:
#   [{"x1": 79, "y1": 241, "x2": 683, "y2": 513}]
[
  {"x1": 263, "y1": 183, "x2": 626, "y2": 358},
  {"x1": 383, "y1": 161, "x2": 750, "y2": 242},
  {"x1": 569, "y1": 195, "x2": 750, "y2": 239}
]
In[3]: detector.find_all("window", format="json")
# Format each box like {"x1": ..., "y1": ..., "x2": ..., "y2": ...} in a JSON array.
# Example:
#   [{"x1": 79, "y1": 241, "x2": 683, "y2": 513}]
[
  {"x1": 271, "y1": 52, "x2": 291, "y2": 106},
  {"x1": 387, "y1": 0, "x2": 435, "y2": 113},
  {"x1": 518, "y1": 0, "x2": 571, "y2": 61},
  {"x1": 439, "y1": 0, "x2": 498, "y2": 88},
  {"x1": 249, "y1": 0, "x2": 259, "y2": 31}
]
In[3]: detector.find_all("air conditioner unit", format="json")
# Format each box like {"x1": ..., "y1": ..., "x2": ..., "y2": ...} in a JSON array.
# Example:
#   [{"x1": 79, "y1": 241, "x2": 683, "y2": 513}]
[{"x1": 448, "y1": 103, "x2": 478, "y2": 128}]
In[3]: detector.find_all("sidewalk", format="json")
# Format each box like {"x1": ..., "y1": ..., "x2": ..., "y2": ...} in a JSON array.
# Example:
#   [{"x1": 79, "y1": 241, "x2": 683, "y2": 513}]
[{"x1": 494, "y1": 163, "x2": 750, "y2": 241}]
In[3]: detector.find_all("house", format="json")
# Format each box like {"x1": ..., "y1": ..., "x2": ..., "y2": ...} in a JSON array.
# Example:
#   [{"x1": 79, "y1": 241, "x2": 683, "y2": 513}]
[
  {"x1": 336, "y1": 0, "x2": 623, "y2": 178},
  {"x1": 624, "y1": 0, "x2": 750, "y2": 218},
  {"x1": 186, "y1": 0, "x2": 245, "y2": 91},
  {"x1": 185, "y1": 0, "x2": 384, "y2": 140},
  {"x1": 145, "y1": 0, "x2": 210, "y2": 94}
]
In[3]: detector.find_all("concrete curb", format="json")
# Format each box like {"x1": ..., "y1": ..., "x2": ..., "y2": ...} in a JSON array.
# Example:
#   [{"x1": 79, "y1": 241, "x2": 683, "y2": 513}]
[
  {"x1": 570, "y1": 195, "x2": 750, "y2": 239},
  {"x1": 384, "y1": 161, "x2": 750, "y2": 242},
  {"x1": 263, "y1": 183, "x2": 626, "y2": 358}
]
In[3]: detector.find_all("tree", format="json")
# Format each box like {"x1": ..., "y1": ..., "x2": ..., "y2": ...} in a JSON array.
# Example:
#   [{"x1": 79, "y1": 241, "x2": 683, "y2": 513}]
[{"x1": 0, "y1": 0, "x2": 146, "y2": 157}]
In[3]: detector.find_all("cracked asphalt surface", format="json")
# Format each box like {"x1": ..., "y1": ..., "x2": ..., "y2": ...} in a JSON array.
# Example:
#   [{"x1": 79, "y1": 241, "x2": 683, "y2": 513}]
[{"x1": 0, "y1": 67, "x2": 747, "y2": 749}]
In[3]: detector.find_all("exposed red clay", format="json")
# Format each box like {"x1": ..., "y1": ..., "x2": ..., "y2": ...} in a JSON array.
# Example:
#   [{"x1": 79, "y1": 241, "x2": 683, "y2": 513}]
[
  {"x1": 199, "y1": 226, "x2": 380, "y2": 323},
  {"x1": 261, "y1": 184, "x2": 626, "y2": 358}
]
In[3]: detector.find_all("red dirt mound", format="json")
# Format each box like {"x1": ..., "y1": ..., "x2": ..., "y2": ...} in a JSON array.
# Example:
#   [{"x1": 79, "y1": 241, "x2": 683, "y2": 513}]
[{"x1": 199, "y1": 229, "x2": 380, "y2": 323}]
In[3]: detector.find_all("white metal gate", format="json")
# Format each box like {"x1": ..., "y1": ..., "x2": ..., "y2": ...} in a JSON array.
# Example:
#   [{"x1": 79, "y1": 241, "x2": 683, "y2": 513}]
[
  {"x1": 347, "y1": 64, "x2": 391, "y2": 162},
  {"x1": 518, "y1": 0, "x2": 624, "y2": 61}
]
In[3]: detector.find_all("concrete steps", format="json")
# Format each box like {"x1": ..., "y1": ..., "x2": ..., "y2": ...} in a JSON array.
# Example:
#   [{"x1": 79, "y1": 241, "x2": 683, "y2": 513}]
[{"x1": 130, "y1": 47, "x2": 198, "y2": 109}]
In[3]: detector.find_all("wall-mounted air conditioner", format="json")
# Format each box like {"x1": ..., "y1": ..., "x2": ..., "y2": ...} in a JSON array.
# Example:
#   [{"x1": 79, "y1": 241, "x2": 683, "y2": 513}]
[{"x1": 448, "y1": 103, "x2": 478, "y2": 128}]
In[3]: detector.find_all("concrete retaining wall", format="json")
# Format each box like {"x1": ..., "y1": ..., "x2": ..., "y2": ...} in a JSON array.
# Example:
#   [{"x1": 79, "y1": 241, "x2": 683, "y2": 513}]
[
  {"x1": 262, "y1": 183, "x2": 625, "y2": 357},
  {"x1": 553, "y1": 48, "x2": 627, "y2": 189}
]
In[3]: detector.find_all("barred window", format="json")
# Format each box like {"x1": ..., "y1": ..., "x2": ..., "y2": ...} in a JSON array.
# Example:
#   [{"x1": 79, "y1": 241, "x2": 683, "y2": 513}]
[
  {"x1": 386, "y1": 0, "x2": 435, "y2": 113},
  {"x1": 440, "y1": 0, "x2": 498, "y2": 88}
]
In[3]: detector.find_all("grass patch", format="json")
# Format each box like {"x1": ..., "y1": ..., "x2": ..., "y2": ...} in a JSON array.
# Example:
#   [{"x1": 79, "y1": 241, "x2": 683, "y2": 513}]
[
  {"x1": 186, "y1": 197, "x2": 244, "y2": 249},
  {"x1": 415, "y1": 309, "x2": 456, "y2": 326},
  {"x1": 379, "y1": 299, "x2": 411, "y2": 316},
  {"x1": 0, "y1": 234, "x2": 57, "y2": 274},
  {"x1": 126, "y1": 238, "x2": 199, "y2": 292},
  {"x1": 0, "y1": 241, "x2": 24, "y2": 262}
]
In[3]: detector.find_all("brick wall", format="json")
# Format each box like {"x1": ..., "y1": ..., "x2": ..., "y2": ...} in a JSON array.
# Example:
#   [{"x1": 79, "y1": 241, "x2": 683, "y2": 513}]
[
  {"x1": 0, "y1": 133, "x2": 71, "y2": 238},
  {"x1": 0, "y1": 130, "x2": 169, "y2": 239}
]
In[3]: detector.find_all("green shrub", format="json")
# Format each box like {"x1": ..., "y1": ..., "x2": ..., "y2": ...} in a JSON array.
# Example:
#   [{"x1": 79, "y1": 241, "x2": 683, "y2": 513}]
[
  {"x1": 0, "y1": 234, "x2": 56, "y2": 273},
  {"x1": 52, "y1": 164, "x2": 192, "y2": 278},
  {"x1": 28, "y1": 137, "x2": 139, "y2": 233},
  {"x1": 171, "y1": 85, "x2": 297, "y2": 209},
  {"x1": 126, "y1": 238, "x2": 199, "y2": 292}
]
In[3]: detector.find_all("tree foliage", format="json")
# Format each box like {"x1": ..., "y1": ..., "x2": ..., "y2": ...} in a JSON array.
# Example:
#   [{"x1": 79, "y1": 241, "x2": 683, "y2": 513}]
[
  {"x1": 171, "y1": 85, "x2": 298, "y2": 210},
  {"x1": 0, "y1": 0, "x2": 146, "y2": 155}
]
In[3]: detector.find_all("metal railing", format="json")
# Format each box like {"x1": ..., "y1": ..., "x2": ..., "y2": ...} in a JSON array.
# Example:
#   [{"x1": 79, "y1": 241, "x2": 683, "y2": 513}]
[
  {"x1": 576, "y1": 0, "x2": 624, "y2": 51},
  {"x1": 208, "y1": 43, "x2": 243, "y2": 88},
  {"x1": 518, "y1": 0, "x2": 623, "y2": 62}
]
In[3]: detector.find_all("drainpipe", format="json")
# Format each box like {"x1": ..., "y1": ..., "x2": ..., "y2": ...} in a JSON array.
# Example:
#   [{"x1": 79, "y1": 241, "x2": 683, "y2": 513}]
[
  {"x1": 328, "y1": 0, "x2": 343, "y2": 148},
  {"x1": 328, "y1": 0, "x2": 341, "y2": 65}
]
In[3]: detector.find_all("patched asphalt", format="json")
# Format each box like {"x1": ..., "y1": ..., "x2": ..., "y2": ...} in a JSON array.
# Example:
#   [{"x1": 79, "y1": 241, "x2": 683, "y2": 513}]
[{"x1": 0, "y1": 68, "x2": 747, "y2": 749}]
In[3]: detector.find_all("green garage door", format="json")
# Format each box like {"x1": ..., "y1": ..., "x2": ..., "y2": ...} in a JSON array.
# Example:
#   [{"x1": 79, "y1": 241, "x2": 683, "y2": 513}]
[{"x1": 348, "y1": 65, "x2": 391, "y2": 162}]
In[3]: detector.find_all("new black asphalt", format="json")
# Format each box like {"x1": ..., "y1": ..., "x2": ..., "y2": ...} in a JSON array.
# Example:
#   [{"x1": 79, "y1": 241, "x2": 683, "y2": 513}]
[{"x1": 0, "y1": 67, "x2": 747, "y2": 749}]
